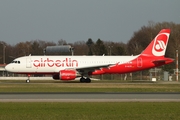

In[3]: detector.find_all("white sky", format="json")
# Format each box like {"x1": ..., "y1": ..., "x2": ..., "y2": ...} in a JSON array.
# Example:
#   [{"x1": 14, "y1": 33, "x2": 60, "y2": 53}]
[{"x1": 0, "y1": 0, "x2": 179, "y2": 45}]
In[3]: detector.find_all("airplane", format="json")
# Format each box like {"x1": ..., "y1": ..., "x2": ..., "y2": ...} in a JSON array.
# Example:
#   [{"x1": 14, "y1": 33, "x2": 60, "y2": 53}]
[{"x1": 5, "y1": 29, "x2": 173, "y2": 83}]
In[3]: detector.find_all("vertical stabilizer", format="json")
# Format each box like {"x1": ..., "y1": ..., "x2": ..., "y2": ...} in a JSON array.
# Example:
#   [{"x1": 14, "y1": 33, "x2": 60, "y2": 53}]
[{"x1": 141, "y1": 29, "x2": 170, "y2": 57}]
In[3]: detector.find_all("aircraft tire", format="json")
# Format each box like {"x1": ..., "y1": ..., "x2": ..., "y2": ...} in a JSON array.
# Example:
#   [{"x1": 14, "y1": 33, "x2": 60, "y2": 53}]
[
  {"x1": 85, "y1": 78, "x2": 91, "y2": 83},
  {"x1": 26, "y1": 79, "x2": 30, "y2": 83},
  {"x1": 80, "y1": 78, "x2": 85, "y2": 83},
  {"x1": 80, "y1": 78, "x2": 91, "y2": 83}
]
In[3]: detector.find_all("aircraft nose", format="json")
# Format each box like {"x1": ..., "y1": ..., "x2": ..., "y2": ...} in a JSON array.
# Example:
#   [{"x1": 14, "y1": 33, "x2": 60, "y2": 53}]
[
  {"x1": 5, "y1": 64, "x2": 9, "y2": 71},
  {"x1": 5, "y1": 64, "x2": 13, "y2": 72}
]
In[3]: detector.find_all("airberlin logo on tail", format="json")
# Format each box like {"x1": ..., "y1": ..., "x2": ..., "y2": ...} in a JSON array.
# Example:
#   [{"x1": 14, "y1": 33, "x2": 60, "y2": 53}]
[
  {"x1": 155, "y1": 40, "x2": 166, "y2": 51},
  {"x1": 33, "y1": 58, "x2": 78, "y2": 67},
  {"x1": 152, "y1": 33, "x2": 169, "y2": 56}
]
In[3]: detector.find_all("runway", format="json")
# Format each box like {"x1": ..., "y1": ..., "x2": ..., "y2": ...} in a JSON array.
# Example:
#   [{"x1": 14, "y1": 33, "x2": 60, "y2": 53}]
[{"x1": 0, "y1": 92, "x2": 180, "y2": 102}]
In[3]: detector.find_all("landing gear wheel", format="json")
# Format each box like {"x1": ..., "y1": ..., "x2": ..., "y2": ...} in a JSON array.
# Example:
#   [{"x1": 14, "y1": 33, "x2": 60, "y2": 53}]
[
  {"x1": 26, "y1": 79, "x2": 30, "y2": 83},
  {"x1": 26, "y1": 74, "x2": 31, "y2": 83},
  {"x1": 85, "y1": 78, "x2": 91, "y2": 83},
  {"x1": 80, "y1": 78, "x2": 85, "y2": 83},
  {"x1": 80, "y1": 77, "x2": 91, "y2": 83}
]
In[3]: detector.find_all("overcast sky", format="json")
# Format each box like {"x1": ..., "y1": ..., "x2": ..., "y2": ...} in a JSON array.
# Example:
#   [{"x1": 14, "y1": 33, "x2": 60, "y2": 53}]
[{"x1": 0, "y1": 0, "x2": 179, "y2": 45}]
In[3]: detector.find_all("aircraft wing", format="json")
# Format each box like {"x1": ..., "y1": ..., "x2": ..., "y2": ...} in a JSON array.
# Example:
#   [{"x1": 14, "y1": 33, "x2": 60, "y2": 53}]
[{"x1": 76, "y1": 64, "x2": 114, "y2": 73}]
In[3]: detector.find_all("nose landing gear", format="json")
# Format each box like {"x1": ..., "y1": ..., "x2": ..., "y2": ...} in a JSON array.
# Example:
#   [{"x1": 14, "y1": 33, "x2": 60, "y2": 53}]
[{"x1": 26, "y1": 74, "x2": 30, "y2": 83}]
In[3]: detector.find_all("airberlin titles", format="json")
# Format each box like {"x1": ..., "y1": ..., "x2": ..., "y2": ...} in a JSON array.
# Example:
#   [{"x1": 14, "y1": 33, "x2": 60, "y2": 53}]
[{"x1": 33, "y1": 58, "x2": 78, "y2": 67}]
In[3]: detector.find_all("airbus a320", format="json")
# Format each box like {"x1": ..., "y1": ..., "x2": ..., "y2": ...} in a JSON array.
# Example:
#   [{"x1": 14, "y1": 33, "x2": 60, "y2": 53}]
[{"x1": 5, "y1": 29, "x2": 173, "y2": 83}]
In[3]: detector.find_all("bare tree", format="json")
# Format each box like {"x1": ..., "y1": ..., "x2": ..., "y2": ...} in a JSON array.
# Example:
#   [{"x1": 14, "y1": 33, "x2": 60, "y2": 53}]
[{"x1": 57, "y1": 39, "x2": 67, "y2": 45}]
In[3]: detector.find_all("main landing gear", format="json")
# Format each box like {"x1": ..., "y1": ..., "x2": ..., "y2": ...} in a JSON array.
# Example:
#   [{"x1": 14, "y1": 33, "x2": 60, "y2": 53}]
[{"x1": 80, "y1": 77, "x2": 91, "y2": 83}]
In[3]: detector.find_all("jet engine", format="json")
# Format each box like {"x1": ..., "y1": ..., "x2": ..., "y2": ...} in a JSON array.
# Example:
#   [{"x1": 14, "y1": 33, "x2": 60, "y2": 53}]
[{"x1": 53, "y1": 70, "x2": 77, "y2": 80}]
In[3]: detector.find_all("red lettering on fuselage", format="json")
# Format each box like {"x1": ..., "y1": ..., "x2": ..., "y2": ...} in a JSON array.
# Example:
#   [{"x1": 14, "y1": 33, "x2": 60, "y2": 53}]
[{"x1": 33, "y1": 58, "x2": 78, "y2": 67}]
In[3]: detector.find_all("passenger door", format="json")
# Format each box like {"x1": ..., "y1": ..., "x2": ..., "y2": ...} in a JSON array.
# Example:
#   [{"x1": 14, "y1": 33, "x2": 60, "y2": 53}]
[
  {"x1": 137, "y1": 57, "x2": 142, "y2": 68},
  {"x1": 26, "y1": 57, "x2": 32, "y2": 68}
]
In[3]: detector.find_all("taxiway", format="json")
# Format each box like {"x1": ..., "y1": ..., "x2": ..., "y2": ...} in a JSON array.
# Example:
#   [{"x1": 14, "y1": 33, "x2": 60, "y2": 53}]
[{"x1": 0, "y1": 92, "x2": 179, "y2": 102}]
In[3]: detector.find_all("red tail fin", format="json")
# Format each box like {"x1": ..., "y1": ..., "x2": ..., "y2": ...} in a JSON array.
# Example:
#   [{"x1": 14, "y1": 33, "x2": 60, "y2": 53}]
[{"x1": 141, "y1": 29, "x2": 170, "y2": 57}]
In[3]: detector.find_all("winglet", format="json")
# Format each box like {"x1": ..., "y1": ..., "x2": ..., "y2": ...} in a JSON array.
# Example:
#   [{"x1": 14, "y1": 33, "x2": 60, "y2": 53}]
[{"x1": 141, "y1": 29, "x2": 170, "y2": 57}]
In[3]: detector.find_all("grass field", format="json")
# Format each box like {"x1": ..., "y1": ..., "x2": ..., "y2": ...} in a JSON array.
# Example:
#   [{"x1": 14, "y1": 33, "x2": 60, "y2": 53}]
[
  {"x1": 0, "y1": 102, "x2": 180, "y2": 120},
  {"x1": 0, "y1": 80, "x2": 180, "y2": 92},
  {"x1": 0, "y1": 80, "x2": 180, "y2": 120}
]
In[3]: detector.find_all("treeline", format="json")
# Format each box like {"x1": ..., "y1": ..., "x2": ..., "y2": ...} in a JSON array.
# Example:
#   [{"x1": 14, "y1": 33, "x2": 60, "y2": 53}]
[{"x1": 1, "y1": 21, "x2": 180, "y2": 72}]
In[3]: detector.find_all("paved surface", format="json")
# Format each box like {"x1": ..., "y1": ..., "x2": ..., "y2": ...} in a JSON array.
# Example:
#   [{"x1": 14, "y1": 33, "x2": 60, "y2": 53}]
[{"x1": 0, "y1": 92, "x2": 180, "y2": 102}]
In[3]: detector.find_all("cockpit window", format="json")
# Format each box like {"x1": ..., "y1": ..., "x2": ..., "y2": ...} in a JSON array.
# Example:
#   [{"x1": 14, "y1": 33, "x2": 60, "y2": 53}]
[{"x1": 11, "y1": 61, "x2": 20, "y2": 64}]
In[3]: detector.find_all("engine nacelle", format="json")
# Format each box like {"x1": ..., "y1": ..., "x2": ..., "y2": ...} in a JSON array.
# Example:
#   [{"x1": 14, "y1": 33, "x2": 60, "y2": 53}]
[{"x1": 53, "y1": 70, "x2": 77, "y2": 80}]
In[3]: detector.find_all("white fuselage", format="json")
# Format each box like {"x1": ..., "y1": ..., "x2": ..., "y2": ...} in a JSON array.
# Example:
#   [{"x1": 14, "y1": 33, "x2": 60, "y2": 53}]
[{"x1": 6, "y1": 55, "x2": 138, "y2": 74}]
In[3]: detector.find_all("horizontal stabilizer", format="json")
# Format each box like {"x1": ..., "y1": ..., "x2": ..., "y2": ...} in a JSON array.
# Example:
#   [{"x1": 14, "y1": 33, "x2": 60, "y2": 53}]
[
  {"x1": 152, "y1": 60, "x2": 166, "y2": 63},
  {"x1": 152, "y1": 58, "x2": 174, "y2": 65}
]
